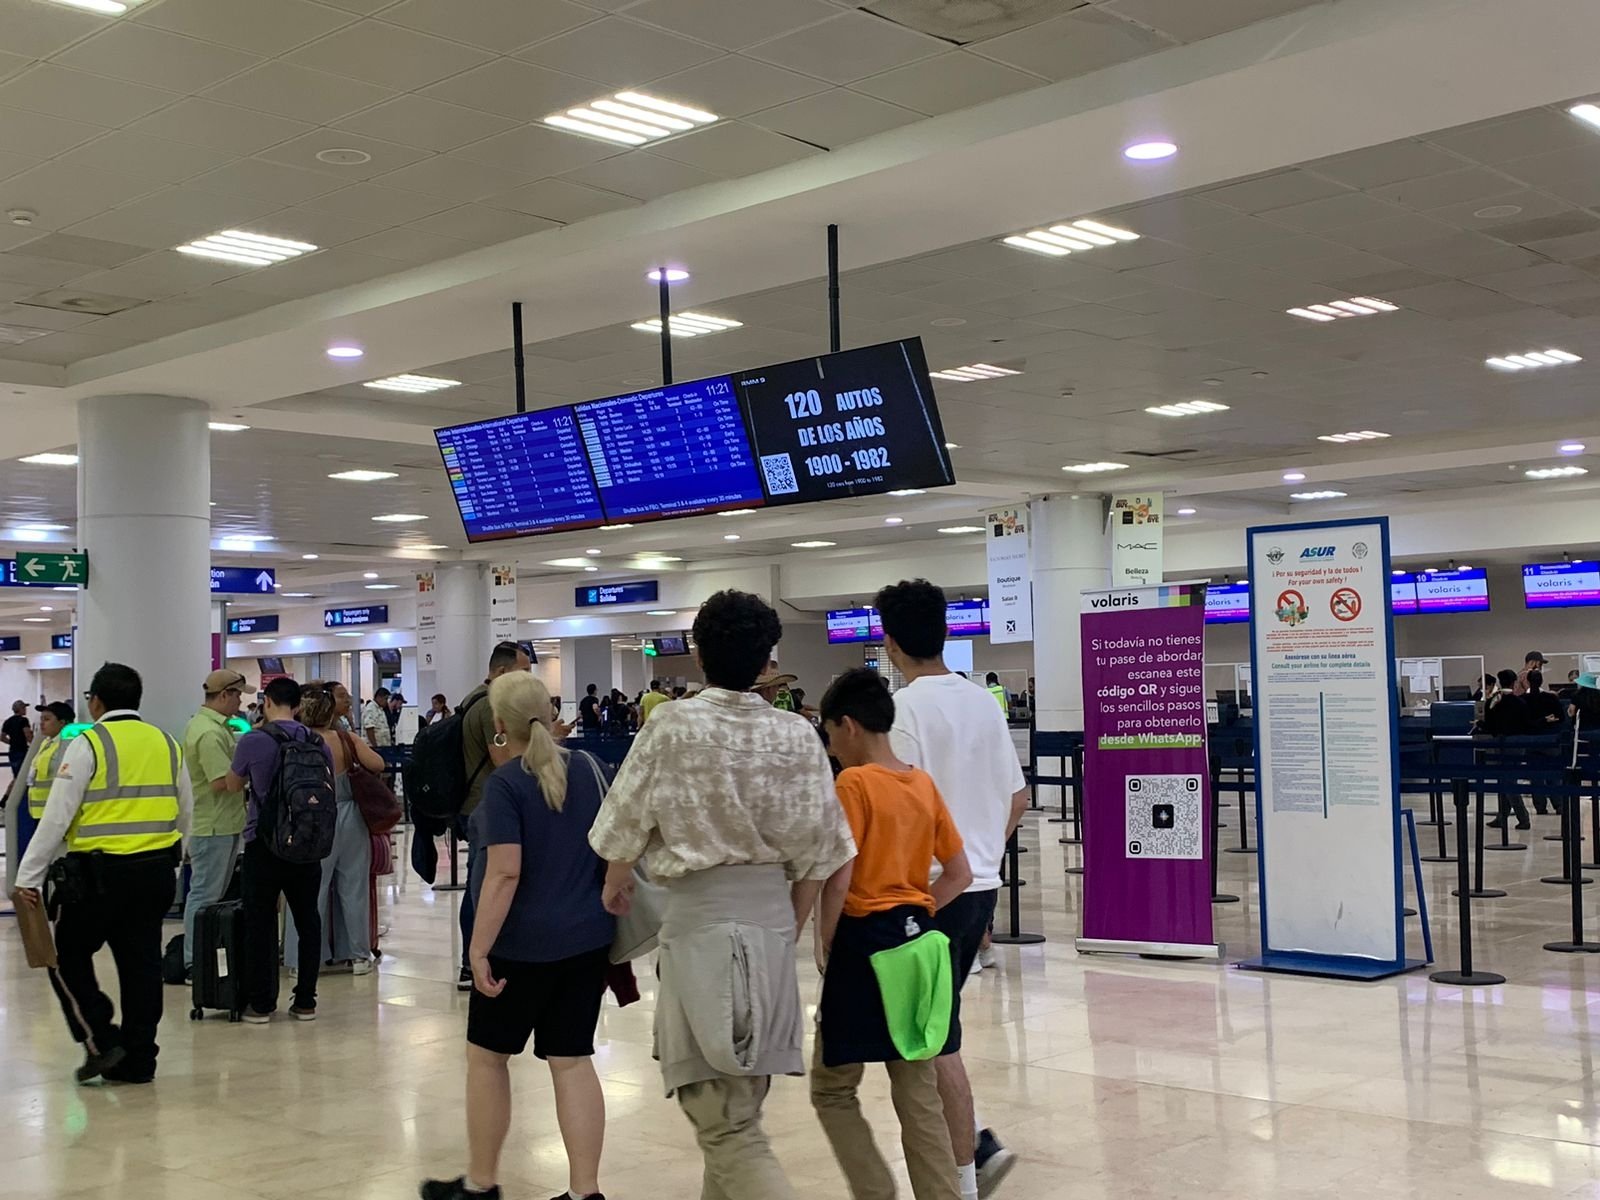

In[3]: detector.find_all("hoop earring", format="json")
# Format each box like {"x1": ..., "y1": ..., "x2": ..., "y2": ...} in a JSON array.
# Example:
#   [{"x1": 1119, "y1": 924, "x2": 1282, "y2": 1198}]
[{"x1": 492, "y1": 732, "x2": 508, "y2": 748}]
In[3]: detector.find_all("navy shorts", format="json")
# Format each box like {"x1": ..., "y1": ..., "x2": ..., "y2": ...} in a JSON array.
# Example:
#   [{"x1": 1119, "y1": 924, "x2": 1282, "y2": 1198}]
[
  {"x1": 466, "y1": 945, "x2": 609, "y2": 1059},
  {"x1": 933, "y1": 889, "x2": 998, "y2": 990}
]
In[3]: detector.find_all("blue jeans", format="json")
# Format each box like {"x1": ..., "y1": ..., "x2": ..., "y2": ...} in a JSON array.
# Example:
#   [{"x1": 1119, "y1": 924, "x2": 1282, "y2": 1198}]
[{"x1": 182, "y1": 832, "x2": 241, "y2": 969}]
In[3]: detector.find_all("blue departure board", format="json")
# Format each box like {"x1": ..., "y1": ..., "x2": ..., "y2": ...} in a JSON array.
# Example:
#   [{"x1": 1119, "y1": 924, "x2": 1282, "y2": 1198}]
[
  {"x1": 575, "y1": 378, "x2": 764, "y2": 522},
  {"x1": 435, "y1": 408, "x2": 603, "y2": 541}
]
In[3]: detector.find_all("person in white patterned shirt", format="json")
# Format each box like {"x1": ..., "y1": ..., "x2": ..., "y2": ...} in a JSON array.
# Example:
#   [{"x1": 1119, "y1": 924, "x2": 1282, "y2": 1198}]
[{"x1": 590, "y1": 589, "x2": 855, "y2": 1200}]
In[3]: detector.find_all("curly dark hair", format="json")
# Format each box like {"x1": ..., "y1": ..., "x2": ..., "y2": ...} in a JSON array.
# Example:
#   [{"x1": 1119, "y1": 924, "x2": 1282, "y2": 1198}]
[
  {"x1": 875, "y1": 578, "x2": 947, "y2": 661},
  {"x1": 692, "y1": 590, "x2": 782, "y2": 691}
]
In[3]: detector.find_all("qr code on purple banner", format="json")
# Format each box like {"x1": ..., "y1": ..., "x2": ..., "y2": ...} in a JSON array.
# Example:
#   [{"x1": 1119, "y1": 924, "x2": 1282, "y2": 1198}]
[
  {"x1": 761, "y1": 453, "x2": 799, "y2": 495},
  {"x1": 1125, "y1": 775, "x2": 1204, "y2": 860}
]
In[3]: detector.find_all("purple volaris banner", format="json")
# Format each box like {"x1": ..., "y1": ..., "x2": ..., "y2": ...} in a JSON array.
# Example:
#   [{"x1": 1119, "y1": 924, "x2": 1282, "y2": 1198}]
[{"x1": 1076, "y1": 583, "x2": 1220, "y2": 958}]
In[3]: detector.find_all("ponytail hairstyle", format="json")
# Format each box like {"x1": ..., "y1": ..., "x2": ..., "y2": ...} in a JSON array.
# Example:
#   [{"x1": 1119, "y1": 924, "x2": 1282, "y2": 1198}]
[
  {"x1": 298, "y1": 680, "x2": 336, "y2": 730},
  {"x1": 488, "y1": 670, "x2": 568, "y2": 811}
]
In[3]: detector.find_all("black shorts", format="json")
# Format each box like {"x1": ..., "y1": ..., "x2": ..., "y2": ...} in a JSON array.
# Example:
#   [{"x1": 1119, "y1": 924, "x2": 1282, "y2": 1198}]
[
  {"x1": 466, "y1": 945, "x2": 610, "y2": 1058},
  {"x1": 933, "y1": 889, "x2": 998, "y2": 991}
]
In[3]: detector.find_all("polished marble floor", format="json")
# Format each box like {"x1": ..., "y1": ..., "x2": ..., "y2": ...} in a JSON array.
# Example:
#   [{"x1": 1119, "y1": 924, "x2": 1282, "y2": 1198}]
[{"x1": 6, "y1": 803, "x2": 1600, "y2": 1199}]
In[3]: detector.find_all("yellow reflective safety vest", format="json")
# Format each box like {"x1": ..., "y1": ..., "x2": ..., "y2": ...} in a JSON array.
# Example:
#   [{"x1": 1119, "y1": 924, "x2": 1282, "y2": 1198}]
[
  {"x1": 26, "y1": 735, "x2": 66, "y2": 819},
  {"x1": 65, "y1": 719, "x2": 183, "y2": 856},
  {"x1": 987, "y1": 684, "x2": 1009, "y2": 715}
]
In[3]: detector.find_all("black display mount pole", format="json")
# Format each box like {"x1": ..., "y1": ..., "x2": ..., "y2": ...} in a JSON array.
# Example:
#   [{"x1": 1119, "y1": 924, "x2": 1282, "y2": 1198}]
[
  {"x1": 511, "y1": 301, "x2": 526, "y2": 414},
  {"x1": 658, "y1": 269, "x2": 673, "y2": 385},
  {"x1": 827, "y1": 223, "x2": 841, "y2": 354}
]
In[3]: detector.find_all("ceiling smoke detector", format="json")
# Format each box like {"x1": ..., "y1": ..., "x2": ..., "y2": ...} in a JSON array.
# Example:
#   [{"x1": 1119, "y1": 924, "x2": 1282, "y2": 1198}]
[
  {"x1": 8, "y1": 210, "x2": 36, "y2": 227},
  {"x1": 316, "y1": 148, "x2": 372, "y2": 165}
]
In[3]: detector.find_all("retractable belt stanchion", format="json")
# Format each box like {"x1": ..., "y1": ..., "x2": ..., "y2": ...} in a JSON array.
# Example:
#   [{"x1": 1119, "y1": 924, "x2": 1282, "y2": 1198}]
[
  {"x1": 1210, "y1": 756, "x2": 1238, "y2": 904},
  {"x1": 1484, "y1": 745, "x2": 1529, "y2": 853},
  {"x1": 1545, "y1": 768, "x2": 1600, "y2": 954},
  {"x1": 1064, "y1": 744, "x2": 1084, "y2": 876},
  {"x1": 1224, "y1": 745, "x2": 1252, "y2": 854},
  {"x1": 1431, "y1": 778, "x2": 1505, "y2": 987},
  {"x1": 433, "y1": 826, "x2": 467, "y2": 893},
  {"x1": 991, "y1": 828, "x2": 1045, "y2": 946},
  {"x1": 1454, "y1": 775, "x2": 1506, "y2": 900}
]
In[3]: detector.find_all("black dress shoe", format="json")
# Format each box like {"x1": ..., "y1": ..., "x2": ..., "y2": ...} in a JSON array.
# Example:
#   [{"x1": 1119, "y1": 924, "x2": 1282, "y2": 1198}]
[
  {"x1": 419, "y1": 1178, "x2": 501, "y2": 1200},
  {"x1": 1516, "y1": 820, "x2": 1532, "y2": 830},
  {"x1": 1487, "y1": 818, "x2": 1506, "y2": 829},
  {"x1": 76, "y1": 1045, "x2": 126, "y2": 1084},
  {"x1": 100, "y1": 1065, "x2": 155, "y2": 1084}
]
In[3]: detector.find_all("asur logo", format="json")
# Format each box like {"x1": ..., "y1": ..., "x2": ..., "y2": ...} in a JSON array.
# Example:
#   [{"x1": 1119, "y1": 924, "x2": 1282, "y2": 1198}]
[
  {"x1": 1266, "y1": 547, "x2": 1285, "y2": 565},
  {"x1": 1300, "y1": 546, "x2": 1336, "y2": 559}
]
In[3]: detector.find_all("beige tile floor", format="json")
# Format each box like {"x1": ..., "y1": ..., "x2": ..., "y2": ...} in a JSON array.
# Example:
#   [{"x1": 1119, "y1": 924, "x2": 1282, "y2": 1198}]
[{"x1": 6, "y1": 802, "x2": 1600, "y2": 1199}]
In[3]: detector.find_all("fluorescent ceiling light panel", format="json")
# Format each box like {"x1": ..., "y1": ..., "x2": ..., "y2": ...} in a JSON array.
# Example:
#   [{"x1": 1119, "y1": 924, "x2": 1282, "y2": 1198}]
[
  {"x1": 370, "y1": 513, "x2": 427, "y2": 523},
  {"x1": 792, "y1": 540, "x2": 836, "y2": 548},
  {"x1": 329, "y1": 469, "x2": 398, "y2": 482},
  {"x1": 1145, "y1": 400, "x2": 1229, "y2": 417},
  {"x1": 887, "y1": 489, "x2": 926, "y2": 496},
  {"x1": 1525, "y1": 465, "x2": 1589, "y2": 479},
  {"x1": 929, "y1": 363, "x2": 1021, "y2": 381},
  {"x1": 20, "y1": 453, "x2": 78, "y2": 465},
  {"x1": 1061, "y1": 462, "x2": 1128, "y2": 473},
  {"x1": 45, "y1": 0, "x2": 129, "y2": 12},
  {"x1": 1318, "y1": 430, "x2": 1390, "y2": 443},
  {"x1": 545, "y1": 90, "x2": 717, "y2": 146},
  {"x1": 631, "y1": 312, "x2": 742, "y2": 338},
  {"x1": 20, "y1": 524, "x2": 68, "y2": 532},
  {"x1": 208, "y1": 422, "x2": 249, "y2": 432},
  {"x1": 405, "y1": 543, "x2": 449, "y2": 551},
  {"x1": 175, "y1": 230, "x2": 316, "y2": 267},
  {"x1": 1569, "y1": 103, "x2": 1600, "y2": 130},
  {"x1": 1286, "y1": 296, "x2": 1398, "y2": 322},
  {"x1": 599, "y1": 523, "x2": 633, "y2": 531},
  {"x1": 1289, "y1": 490, "x2": 1348, "y2": 500},
  {"x1": 938, "y1": 526, "x2": 983, "y2": 534},
  {"x1": 717, "y1": 508, "x2": 757, "y2": 516},
  {"x1": 365, "y1": 583, "x2": 398, "y2": 590},
  {"x1": 999, "y1": 218, "x2": 1138, "y2": 258},
  {"x1": 1486, "y1": 348, "x2": 1582, "y2": 370},
  {"x1": 363, "y1": 374, "x2": 461, "y2": 394}
]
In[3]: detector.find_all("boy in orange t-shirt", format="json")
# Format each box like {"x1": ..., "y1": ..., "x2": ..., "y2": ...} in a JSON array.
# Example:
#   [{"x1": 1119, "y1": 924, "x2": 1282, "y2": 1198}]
[{"x1": 808, "y1": 668, "x2": 972, "y2": 1200}]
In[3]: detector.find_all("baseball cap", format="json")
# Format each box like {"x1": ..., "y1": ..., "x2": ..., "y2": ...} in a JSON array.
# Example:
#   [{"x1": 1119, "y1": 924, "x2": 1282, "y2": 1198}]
[
  {"x1": 1526, "y1": 650, "x2": 1548, "y2": 664},
  {"x1": 35, "y1": 700, "x2": 74, "y2": 723},
  {"x1": 204, "y1": 668, "x2": 249, "y2": 695}
]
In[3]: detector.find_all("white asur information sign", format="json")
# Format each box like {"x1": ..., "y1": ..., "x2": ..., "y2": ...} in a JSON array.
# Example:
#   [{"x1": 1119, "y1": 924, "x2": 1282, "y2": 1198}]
[
  {"x1": 1244, "y1": 517, "x2": 1411, "y2": 978},
  {"x1": 985, "y1": 507, "x2": 1033, "y2": 644},
  {"x1": 489, "y1": 563, "x2": 517, "y2": 644},
  {"x1": 415, "y1": 571, "x2": 438, "y2": 703},
  {"x1": 1108, "y1": 493, "x2": 1163, "y2": 587}
]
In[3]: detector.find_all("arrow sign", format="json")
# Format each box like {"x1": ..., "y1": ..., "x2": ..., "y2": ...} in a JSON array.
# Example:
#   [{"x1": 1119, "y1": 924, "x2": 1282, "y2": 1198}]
[
  {"x1": 211, "y1": 566, "x2": 275, "y2": 594},
  {"x1": 2, "y1": 552, "x2": 88, "y2": 586},
  {"x1": 254, "y1": 571, "x2": 274, "y2": 592}
]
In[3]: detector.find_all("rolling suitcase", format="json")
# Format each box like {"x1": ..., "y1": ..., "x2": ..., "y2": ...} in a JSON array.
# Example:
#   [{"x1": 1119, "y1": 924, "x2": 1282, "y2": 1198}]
[{"x1": 190, "y1": 899, "x2": 246, "y2": 1022}]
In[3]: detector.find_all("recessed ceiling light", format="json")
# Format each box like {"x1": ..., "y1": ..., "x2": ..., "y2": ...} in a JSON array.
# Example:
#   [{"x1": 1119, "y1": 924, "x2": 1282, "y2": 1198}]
[
  {"x1": 600, "y1": 523, "x2": 633, "y2": 531},
  {"x1": 363, "y1": 374, "x2": 461, "y2": 394},
  {"x1": 19, "y1": 524, "x2": 68, "y2": 532},
  {"x1": 930, "y1": 363, "x2": 1022, "y2": 381},
  {"x1": 1569, "y1": 103, "x2": 1600, "y2": 130},
  {"x1": 1123, "y1": 141, "x2": 1177, "y2": 161},
  {"x1": 1485, "y1": 348, "x2": 1582, "y2": 371},
  {"x1": 883, "y1": 517, "x2": 904, "y2": 525},
  {"x1": 1177, "y1": 507, "x2": 1197, "y2": 516},
  {"x1": 646, "y1": 610, "x2": 676, "y2": 616},
  {"x1": 1282, "y1": 471, "x2": 1307, "y2": 482},
  {"x1": 1145, "y1": 400, "x2": 1229, "y2": 417},
  {"x1": 792, "y1": 540, "x2": 836, "y2": 548},
  {"x1": 718, "y1": 508, "x2": 757, "y2": 516},
  {"x1": 175, "y1": 230, "x2": 317, "y2": 267},
  {"x1": 584, "y1": 565, "x2": 599, "y2": 572},
  {"x1": 938, "y1": 525, "x2": 983, "y2": 534},
  {"x1": 362, "y1": 571, "x2": 379, "y2": 579},
  {"x1": 1318, "y1": 430, "x2": 1391, "y2": 443},
  {"x1": 249, "y1": 637, "x2": 277, "y2": 644},
  {"x1": 723, "y1": 533, "x2": 741, "y2": 541},
  {"x1": 327, "y1": 345, "x2": 364, "y2": 360},
  {"x1": 1287, "y1": 296, "x2": 1399, "y2": 322},
  {"x1": 545, "y1": 557, "x2": 597, "y2": 568},
  {"x1": 1525, "y1": 465, "x2": 1589, "y2": 479},
  {"x1": 585, "y1": 548, "x2": 602, "y2": 555},
  {"x1": 365, "y1": 583, "x2": 398, "y2": 590},
  {"x1": 38, "y1": 606, "x2": 52, "y2": 612},
  {"x1": 944, "y1": 442, "x2": 961, "y2": 450},
  {"x1": 44, "y1": 0, "x2": 129, "y2": 12},
  {"x1": 1560, "y1": 442, "x2": 1587, "y2": 454},
  {"x1": 528, "y1": 618, "x2": 552, "y2": 624},
  {"x1": 51, "y1": 586, "x2": 76, "y2": 591},
  {"x1": 648, "y1": 268, "x2": 690, "y2": 282},
  {"x1": 887, "y1": 489, "x2": 926, "y2": 497},
  {"x1": 1000, "y1": 217, "x2": 1139, "y2": 257},
  {"x1": 328, "y1": 469, "x2": 398, "y2": 482},
  {"x1": 1290, "y1": 490, "x2": 1348, "y2": 500},
  {"x1": 23, "y1": 617, "x2": 49, "y2": 623},
  {"x1": 371, "y1": 513, "x2": 426, "y2": 523},
  {"x1": 19, "y1": 453, "x2": 77, "y2": 466},
  {"x1": 1062, "y1": 462, "x2": 1128, "y2": 474},
  {"x1": 631, "y1": 312, "x2": 742, "y2": 338},
  {"x1": 208, "y1": 422, "x2": 250, "y2": 432},
  {"x1": 546, "y1": 89, "x2": 718, "y2": 146},
  {"x1": 283, "y1": 592, "x2": 313, "y2": 598},
  {"x1": 405, "y1": 543, "x2": 449, "y2": 551},
  {"x1": 335, "y1": 631, "x2": 364, "y2": 637}
]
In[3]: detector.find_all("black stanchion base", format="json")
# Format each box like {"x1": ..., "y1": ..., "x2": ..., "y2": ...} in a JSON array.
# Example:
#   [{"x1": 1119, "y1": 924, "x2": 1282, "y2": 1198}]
[
  {"x1": 1420, "y1": 854, "x2": 1459, "y2": 864},
  {"x1": 1058, "y1": 836, "x2": 1082, "y2": 846},
  {"x1": 1543, "y1": 834, "x2": 1566, "y2": 843},
  {"x1": 1484, "y1": 843, "x2": 1529, "y2": 852},
  {"x1": 1403, "y1": 907, "x2": 1417, "y2": 917},
  {"x1": 1452, "y1": 888, "x2": 1507, "y2": 899},
  {"x1": 431, "y1": 883, "x2": 467, "y2": 893},
  {"x1": 1416, "y1": 818, "x2": 1449, "y2": 828},
  {"x1": 1224, "y1": 846, "x2": 1254, "y2": 855},
  {"x1": 1046, "y1": 816, "x2": 1069, "y2": 824},
  {"x1": 1065, "y1": 865, "x2": 1083, "y2": 876},
  {"x1": 1544, "y1": 940, "x2": 1600, "y2": 954},
  {"x1": 1212, "y1": 892, "x2": 1240, "y2": 904},
  {"x1": 1430, "y1": 969, "x2": 1506, "y2": 986},
  {"x1": 1540, "y1": 875, "x2": 1594, "y2": 886},
  {"x1": 991, "y1": 933, "x2": 1046, "y2": 945}
]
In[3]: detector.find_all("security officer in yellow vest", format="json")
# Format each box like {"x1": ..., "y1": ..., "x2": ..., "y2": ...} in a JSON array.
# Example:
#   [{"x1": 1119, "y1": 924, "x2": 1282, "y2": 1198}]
[
  {"x1": 10, "y1": 663, "x2": 193, "y2": 1085},
  {"x1": 984, "y1": 672, "x2": 1010, "y2": 717},
  {"x1": 3, "y1": 701, "x2": 73, "y2": 894}
]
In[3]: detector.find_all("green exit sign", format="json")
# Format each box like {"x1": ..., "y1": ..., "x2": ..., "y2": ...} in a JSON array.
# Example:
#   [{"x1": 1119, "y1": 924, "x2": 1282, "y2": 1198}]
[
  {"x1": 7, "y1": 552, "x2": 87, "y2": 586},
  {"x1": 642, "y1": 645, "x2": 658, "y2": 657}
]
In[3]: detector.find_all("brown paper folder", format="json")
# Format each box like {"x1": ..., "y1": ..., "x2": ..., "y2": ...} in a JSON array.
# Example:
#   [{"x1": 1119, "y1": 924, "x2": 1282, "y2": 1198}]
[{"x1": 16, "y1": 900, "x2": 57, "y2": 969}]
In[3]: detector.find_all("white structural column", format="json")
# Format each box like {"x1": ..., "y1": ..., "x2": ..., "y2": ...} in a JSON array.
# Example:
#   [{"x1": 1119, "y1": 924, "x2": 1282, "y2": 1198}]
[
  {"x1": 432, "y1": 562, "x2": 490, "y2": 706},
  {"x1": 77, "y1": 394, "x2": 212, "y2": 734},
  {"x1": 561, "y1": 636, "x2": 614, "y2": 702},
  {"x1": 1028, "y1": 494, "x2": 1109, "y2": 733}
]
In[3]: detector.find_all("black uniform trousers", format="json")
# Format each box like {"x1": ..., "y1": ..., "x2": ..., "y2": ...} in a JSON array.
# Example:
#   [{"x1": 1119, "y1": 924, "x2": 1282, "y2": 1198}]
[{"x1": 48, "y1": 849, "x2": 178, "y2": 1078}]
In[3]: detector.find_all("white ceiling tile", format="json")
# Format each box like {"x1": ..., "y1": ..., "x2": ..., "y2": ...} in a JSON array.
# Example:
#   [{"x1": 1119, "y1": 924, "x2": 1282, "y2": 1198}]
[
  {"x1": 312, "y1": 0, "x2": 394, "y2": 11},
  {"x1": 246, "y1": 205, "x2": 394, "y2": 248},
  {"x1": 125, "y1": 98, "x2": 314, "y2": 156},
  {"x1": 406, "y1": 204, "x2": 561, "y2": 245},
  {"x1": 1259, "y1": 191, "x2": 1404, "y2": 232},
  {"x1": 1305, "y1": 139, "x2": 1470, "y2": 189},
  {"x1": 253, "y1": 131, "x2": 432, "y2": 183},
  {"x1": 449, "y1": 126, "x2": 620, "y2": 176},
  {"x1": 747, "y1": 88, "x2": 920, "y2": 147},
  {"x1": 203, "y1": 61, "x2": 397, "y2": 125},
  {"x1": 0, "y1": 106, "x2": 107, "y2": 161},
  {"x1": 188, "y1": 157, "x2": 349, "y2": 206},
  {"x1": 852, "y1": 52, "x2": 1043, "y2": 116},
  {"x1": 295, "y1": 183, "x2": 453, "y2": 226},
  {"x1": 626, "y1": 0, "x2": 839, "y2": 51},
  {"x1": 420, "y1": 58, "x2": 600, "y2": 121},
  {"x1": 341, "y1": 226, "x2": 479, "y2": 263},
  {"x1": 1427, "y1": 110, "x2": 1599, "y2": 164},
  {"x1": 0, "y1": 0, "x2": 106, "y2": 57},
  {"x1": 0, "y1": 254, "x2": 97, "y2": 289},
  {"x1": 650, "y1": 122, "x2": 820, "y2": 174},
  {"x1": 1101, "y1": 0, "x2": 1321, "y2": 42},
  {"x1": 973, "y1": 8, "x2": 1169, "y2": 81},
  {"x1": 1370, "y1": 168, "x2": 1523, "y2": 214},
  {"x1": 284, "y1": 21, "x2": 494, "y2": 91},
  {"x1": 369, "y1": 154, "x2": 541, "y2": 203},
  {"x1": 742, "y1": 11, "x2": 944, "y2": 84},
  {"x1": 54, "y1": 132, "x2": 235, "y2": 189},
  {"x1": 1497, "y1": 145, "x2": 1600, "y2": 207},
  {"x1": 334, "y1": 95, "x2": 519, "y2": 154},
  {"x1": 209, "y1": 248, "x2": 399, "y2": 299},
  {"x1": 70, "y1": 254, "x2": 254, "y2": 299},
  {"x1": 1199, "y1": 170, "x2": 1351, "y2": 213},
  {"x1": 0, "y1": 330, "x2": 134, "y2": 366},
  {"x1": 64, "y1": 185, "x2": 283, "y2": 249},
  {"x1": 0, "y1": 161, "x2": 162, "y2": 231},
  {"x1": 133, "y1": 0, "x2": 356, "y2": 56},
  {"x1": 0, "y1": 49, "x2": 31, "y2": 84},
  {"x1": 384, "y1": 0, "x2": 598, "y2": 51},
  {"x1": 514, "y1": 17, "x2": 723, "y2": 87},
  {"x1": 8, "y1": 232, "x2": 147, "y2": 267},
  {"x1": 1337, "y1": 213, "x2": 1458, "y2": 252},
  {"x1": 485, "y1": 178, "x2": 639, "y2": 223},
  {"x1": 0, "y1": 65, "x2": 180, "y2": 128},
  {"x1": 0, "y1": 302, "x2": 102, "y2": 331},
  {"x1": 647, "y1": 56, "x2": 828, "y2": 118},
  {"x1": 53, "y1": 23, "x2": 263, "y2": 94},
  {"x1": 0, "y1": 149, "x2": 40, "y2": 184},
  {"x1": 560, "y1": 151, "x2": 724, "y2": 201},
  {"x1": 1423, "y1": 189, "x2": 1575, "y2": 233}
]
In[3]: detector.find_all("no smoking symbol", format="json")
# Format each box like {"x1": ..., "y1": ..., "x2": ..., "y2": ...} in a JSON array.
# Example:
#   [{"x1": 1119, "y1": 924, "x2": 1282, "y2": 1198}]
[{"x1": 1330, "y1": 587, "x2": 1362, "y2": 621}]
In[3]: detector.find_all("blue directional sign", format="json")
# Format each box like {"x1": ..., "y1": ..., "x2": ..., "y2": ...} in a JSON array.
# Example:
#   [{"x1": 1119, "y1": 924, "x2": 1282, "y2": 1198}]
[
  {"x1": 227, "y1": 614, "x2": 279, "y2": 635},
  {"x1": 211, "y1": 567, "x2": 276, "y2": 594},
  {"x1": 324, "y1": 605, "x2": 388, "y2": 628},
  {"x1": 52, "y1": 633, "x2": 72, "y2": 650}
]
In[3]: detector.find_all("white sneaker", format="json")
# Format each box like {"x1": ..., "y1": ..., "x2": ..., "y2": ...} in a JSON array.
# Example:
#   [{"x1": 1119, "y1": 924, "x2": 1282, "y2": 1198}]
[
  {"x1": 351, "y1": 957, "x2": 373, "y2": 976},
  {"x1": 969, "y1": 955, "x2": 984, "y2": 977},
  {"x1": 979, "y1": 945, "x2": 997, "y2": 970}
]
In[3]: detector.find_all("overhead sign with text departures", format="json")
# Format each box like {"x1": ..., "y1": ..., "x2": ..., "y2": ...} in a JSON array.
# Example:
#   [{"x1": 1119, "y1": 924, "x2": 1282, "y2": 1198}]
[
  {"x1": 211, "y1": 566, "x2": 276, "y2": 594},
  {"x1": 575, "y1": 581, "x2": 659, "y2": 608},
  {"x1": 227, "y1": 614, "x2": 279, "y2": 635}
]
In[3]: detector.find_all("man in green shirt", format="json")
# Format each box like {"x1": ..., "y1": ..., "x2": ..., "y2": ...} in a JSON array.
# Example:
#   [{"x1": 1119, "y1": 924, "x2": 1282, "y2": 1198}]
[
  {"x1": 179, "y1": 669, "x2": 248, "y2": 978},
  {"x1": 640, "y1": 679, "x2": 670, "y2": 723}
]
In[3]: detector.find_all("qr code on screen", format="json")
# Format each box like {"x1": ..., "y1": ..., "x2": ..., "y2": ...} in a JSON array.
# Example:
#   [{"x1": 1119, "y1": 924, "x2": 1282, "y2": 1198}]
[
  {"x1": 1124, "y1": 775, "x2": 1204, "y2": 860},
  {"x1": 761, "y1": 453, "x2": 799, "y2": 495}
]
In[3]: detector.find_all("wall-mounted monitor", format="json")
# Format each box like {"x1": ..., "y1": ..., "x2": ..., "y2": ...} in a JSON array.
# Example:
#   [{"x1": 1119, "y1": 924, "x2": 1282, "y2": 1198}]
[
  {"x1": 652, "y1": 635, "x2": 689, "y2": 656},
  {"x1": 51, "y1": 632, "x2": 72, "y2": 650},
  {"x1": 1389, "y1": 573, "x2": 1420, "y2": 615},
  {"x1": 0, "y1": 636, "x2": 19, "y2": 652},
  {"x1": 1523, "y1": 561, "x2": 1600, "y2": 609},
  {"x1": 1414, "y1": 567, "x2": 1489, "y2": 613},
  {"x1": 945, "y1": 599, "x2": 989, "y2": 638},
  {"x1": 372, "y1": 647, "x2": 402, "y2": 668},
  {"x1": 825, "y1": 600, "x2": 987, "y2": 643},
  {"x1": 1203, "y1": 583, "x2": 1250, "y2": 625},
  {"x1": 257, "y1": 656, "x2": 285, "y2": 674}
]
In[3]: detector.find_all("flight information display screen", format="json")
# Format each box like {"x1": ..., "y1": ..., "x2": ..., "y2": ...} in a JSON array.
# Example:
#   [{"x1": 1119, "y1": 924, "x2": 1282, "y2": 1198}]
[
  {"x1": 1414, "y1": 568, "x2": 1489, "y2": 613},
  {"x1": 1523, "y1": 561, "x2": 1600, "y2": 608},
  {"x1": 1389, "y1": 574, "x2": 1420, "y2": 615},
  {"x1": 737, "y1": 340, "x2": 952, "y2": 506},
  {"x1": 435, "y1": 409, "x2": 603, "y2": 541},
  {"x1": 575, "y1": 377, "x2": 763, "y2": 523},
  {"x1": 1204, "y1": 583, "x2": 1250, "y2": 625}
]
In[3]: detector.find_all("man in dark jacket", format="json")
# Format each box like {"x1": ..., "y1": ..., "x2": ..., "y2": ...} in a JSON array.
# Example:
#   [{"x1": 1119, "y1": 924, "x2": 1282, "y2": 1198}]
[{"x1": 1483, "y1": 669, "x2": 1533, "y2": 829}]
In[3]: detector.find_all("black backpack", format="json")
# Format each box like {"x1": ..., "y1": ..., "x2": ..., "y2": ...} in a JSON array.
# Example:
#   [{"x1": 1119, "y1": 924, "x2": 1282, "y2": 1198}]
[
  {"x1": 404, "y1": 690, "x2": 487, "y2": 821},
  {"x1": 258, "y1": 725, "x2": 337, "y2": 864}
]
